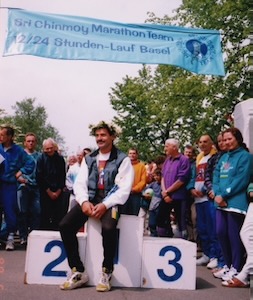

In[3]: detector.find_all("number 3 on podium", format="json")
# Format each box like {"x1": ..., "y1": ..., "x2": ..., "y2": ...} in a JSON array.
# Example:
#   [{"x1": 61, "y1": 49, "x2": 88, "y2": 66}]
[{"x1": 157, "y1": 245, "x2": 183, "y2": 282}]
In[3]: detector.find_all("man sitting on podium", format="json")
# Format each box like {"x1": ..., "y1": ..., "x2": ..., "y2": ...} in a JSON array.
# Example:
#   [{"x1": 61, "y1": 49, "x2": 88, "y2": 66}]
[{"x1": 59, "y1": 121, "x2": 134, "y2": 292}]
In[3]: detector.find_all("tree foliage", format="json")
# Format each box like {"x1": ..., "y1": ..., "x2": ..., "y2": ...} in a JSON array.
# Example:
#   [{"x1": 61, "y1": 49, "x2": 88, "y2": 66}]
[
  {"x1": 0, "y1": 98, "x2": 64, "y2": 151},
  {"x1": 110, "y1": 0, "x2": 251, "y2": 161},
  {"x1": 111, "y1": 66, "x2": 209, "y2": 160}
]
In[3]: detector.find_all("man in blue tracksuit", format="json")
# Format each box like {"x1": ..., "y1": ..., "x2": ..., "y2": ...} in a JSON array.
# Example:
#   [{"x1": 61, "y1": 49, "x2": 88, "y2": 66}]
[{"x1": 0, "y1": 125, "x2": 34, "y2": 250}]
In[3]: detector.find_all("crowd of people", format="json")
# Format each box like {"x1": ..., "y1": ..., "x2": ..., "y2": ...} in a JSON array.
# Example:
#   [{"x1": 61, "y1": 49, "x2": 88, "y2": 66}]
[
  {"x1": 0, "y1": 125, "x2": 91, "y2": 250},
  {"x1": 0, "y1": 122, "x2": 252, "y2": 292}
]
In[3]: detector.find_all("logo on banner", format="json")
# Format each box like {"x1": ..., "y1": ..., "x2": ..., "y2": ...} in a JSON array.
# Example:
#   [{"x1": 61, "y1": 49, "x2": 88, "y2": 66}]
[{"x1": 177, "y1": 36, "x2": 216, "y2": 66}]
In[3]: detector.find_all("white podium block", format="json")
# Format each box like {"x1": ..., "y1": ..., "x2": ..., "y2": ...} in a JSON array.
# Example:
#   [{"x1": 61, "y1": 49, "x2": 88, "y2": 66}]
[
  {"x1": 85, "y1": 215, "x2": 144, "y2": 287},
  {"x1": 24, "y1": 230, "x2": 87, "y2": 285},
  {"x1": 141, "y1": 237, "x2": 196, "y2": 290}
]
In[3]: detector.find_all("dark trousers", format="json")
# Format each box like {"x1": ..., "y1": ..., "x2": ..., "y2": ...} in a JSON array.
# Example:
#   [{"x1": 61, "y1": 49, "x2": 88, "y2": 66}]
[
  {"x1": 148, "y1": 207, "x2": 160, "y2": 236},
  {"x1": 0, "y1": 182, "x2": 18, "y2": 234},
  {"x1": 40, "y1": 190, "x2": 67, "y2": 231},
  {"x1": 59, "y1": 203, "x2": 118, "y2": 273},
  {"x1": 120, "y1": 193, "x2": 141, "y2": 216},
  {"x1": 17, "y1": 185, "x2": 41, "y2": 240},
  {"x1": 156, "y1": 199, "x2": 187, "y2": 237},
  {"x1": 216, "y1": 209, "x2": 245, "y2": 271}
]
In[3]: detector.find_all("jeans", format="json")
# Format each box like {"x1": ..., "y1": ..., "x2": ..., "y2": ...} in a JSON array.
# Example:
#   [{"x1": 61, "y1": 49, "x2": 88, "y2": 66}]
[
  {"x1": 149, "y1": 207, "x2": 159, "y2": 236},
  {"x1": 17, "y1": 185, "x2": 40, "y2": 239}
]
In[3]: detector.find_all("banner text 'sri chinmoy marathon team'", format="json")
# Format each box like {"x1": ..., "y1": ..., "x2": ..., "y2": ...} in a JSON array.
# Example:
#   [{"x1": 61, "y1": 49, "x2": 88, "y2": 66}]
[{"x1": 3, "y1": 9, "x2": 225, "y2": 76}]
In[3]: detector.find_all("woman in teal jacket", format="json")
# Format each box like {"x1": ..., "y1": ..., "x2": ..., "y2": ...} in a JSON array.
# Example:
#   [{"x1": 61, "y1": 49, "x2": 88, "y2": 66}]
[{"x1": 213, "y1": 127, "x2": 252, "y2": 284}]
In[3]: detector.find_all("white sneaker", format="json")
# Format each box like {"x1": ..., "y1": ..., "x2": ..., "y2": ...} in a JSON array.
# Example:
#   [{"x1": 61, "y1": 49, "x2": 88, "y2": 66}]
[
  {"x1": 207, "y1": 258, "x2": 218, "y2": 269},
  {"x1": 221, "y1": 266, "x2": 238, "y2": 281},
  {"x1": 213, "y1": 265, "x2": 229, "y2": 279},
  {"x1": 60, "y1": 267, "x2": 89, "y2": 290},
  {"x1": 5, "y1": 239, "x2": 14, "y2": 251},
  {"x1": 96, "y1": 268, "x2": 112, "y2": 292},
  {"x1": 20, "y1": 238, "x2": 27, "y2": 246},
  {"x1": 196, "y1": 254, "x2": 210, "y2": 266}
]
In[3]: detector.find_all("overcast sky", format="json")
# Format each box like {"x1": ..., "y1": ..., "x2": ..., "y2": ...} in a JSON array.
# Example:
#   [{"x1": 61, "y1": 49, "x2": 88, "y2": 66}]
[{"x1": 0, "y1": 0, "x2": 182, "y2": 154}]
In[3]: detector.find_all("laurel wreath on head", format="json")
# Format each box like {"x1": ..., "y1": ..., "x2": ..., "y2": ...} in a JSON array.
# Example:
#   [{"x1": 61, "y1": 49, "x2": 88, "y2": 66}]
[{"x1": 89, "y1": 120, "x2": 119, "y2": 137}]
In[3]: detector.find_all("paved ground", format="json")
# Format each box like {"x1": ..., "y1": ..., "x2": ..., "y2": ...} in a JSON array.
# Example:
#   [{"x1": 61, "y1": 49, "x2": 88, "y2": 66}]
[{"x1": 0, "y1": 242, "x2": 251, "y2": 300}]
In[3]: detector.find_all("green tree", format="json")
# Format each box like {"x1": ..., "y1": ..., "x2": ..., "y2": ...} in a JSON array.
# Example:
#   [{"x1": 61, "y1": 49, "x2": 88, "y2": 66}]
[
  {"x1": 111, "y1": 66, "x2": 208, "y2": 161},
  {"x1": 0, "y1": 98, "x2": 64, "y2": 151},
  {"x1": 110, "y1": 0, "x2": 250, "y2": 161},
  {"x1": 0, "y1": 109, "x2": 14, "y2": 127}
]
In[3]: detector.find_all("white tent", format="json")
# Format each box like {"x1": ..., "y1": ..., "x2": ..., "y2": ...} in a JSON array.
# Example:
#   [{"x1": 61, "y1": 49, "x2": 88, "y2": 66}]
[{"x1": 233, "y1": 98, "x2": 253, "y2": 154}]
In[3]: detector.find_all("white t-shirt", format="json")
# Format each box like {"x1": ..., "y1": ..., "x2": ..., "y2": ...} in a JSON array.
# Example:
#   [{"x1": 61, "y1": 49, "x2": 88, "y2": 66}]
[{"x1": 194, "y1": 154, "x2": 211, "y2": 204}]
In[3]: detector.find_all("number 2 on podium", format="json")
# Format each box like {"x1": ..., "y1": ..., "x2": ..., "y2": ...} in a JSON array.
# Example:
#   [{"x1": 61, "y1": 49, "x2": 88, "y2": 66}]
[{"x1": 42, "y1": 240, "x2": 67, "y2": 277}]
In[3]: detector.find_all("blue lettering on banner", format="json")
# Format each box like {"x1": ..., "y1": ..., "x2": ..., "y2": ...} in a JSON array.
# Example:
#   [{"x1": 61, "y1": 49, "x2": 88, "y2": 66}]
[
  {"x1": 139, "y1": 45, "x2": 170, "y2": 54},
  {"x1": 42, "y1": 240, "x2": 67, "y2": 277},
  {"x1": 157, "y1": 245, "x2": 183, "y2": 282},
  {"x1": 4, "y1": 9, "x2": 225, "y2": 76},
  {"x1": 54, "y1": 38, "x2": 105, "y2": 49}
]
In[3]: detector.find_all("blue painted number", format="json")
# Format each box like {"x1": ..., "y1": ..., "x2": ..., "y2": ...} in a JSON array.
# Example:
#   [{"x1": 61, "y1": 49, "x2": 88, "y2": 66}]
[
  {"x1": 157, "y1": 245, "x2": 183, "y2": 282},
  {"x1": 42, "y1": 240, "x2": 67, "y2": 277}
]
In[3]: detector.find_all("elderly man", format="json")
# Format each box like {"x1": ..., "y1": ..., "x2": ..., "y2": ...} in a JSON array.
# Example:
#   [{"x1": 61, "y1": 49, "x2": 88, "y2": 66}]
[
  {"x1": 59, "y1": 121, "x2": 134, "y2": 292},
  {"x1": 36, "y1": 138, "x2": 66, "y2": 230},
  {"x1": 157, "y1": 138, "x2": 191, "y2": 238}
]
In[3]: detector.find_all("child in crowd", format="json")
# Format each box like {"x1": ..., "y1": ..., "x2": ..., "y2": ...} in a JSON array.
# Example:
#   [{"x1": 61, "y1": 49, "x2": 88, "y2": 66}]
[{"x1": 142, "y1": 169, "x2": 162, "y2": 237}]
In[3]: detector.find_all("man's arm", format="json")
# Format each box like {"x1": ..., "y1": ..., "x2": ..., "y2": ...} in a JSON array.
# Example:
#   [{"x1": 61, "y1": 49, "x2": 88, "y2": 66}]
[
  {"x1": 73, "y1": 158, "x2": 89, "y2": 206},
  {"x1": 166, "y1": 179, "x2": 185, "y2": 195},
  {"x1": 18, "y1": 150, "x2": 35, "y2": 178},
  {"x1": 73, "y1": 159, "x2": 96, "y2": 216},
  {"x1": 248, "y1": 183, "x2": 253, "y2": 201},
  {"x1": 102, "y1": 157, "x2": 134, "y2": 209},
  {"x1": 161, "y1": 177, "x2": 166, "y2": 194},
  {"x1": 166, "y1": 157, "x2": 190, "y2": 195}
]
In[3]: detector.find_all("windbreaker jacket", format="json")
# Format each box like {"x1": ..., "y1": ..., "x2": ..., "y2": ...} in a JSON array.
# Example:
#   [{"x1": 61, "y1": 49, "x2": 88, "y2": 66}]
[
  {"x1": 36, "y1": 152, "x2": 66, "y2": 192},
  {"x1": 0, "y1": 143, "x2": 34, "y2": 184},
  {"x1": 213, "y1": 147, "x2": 253, "y2": 214}
]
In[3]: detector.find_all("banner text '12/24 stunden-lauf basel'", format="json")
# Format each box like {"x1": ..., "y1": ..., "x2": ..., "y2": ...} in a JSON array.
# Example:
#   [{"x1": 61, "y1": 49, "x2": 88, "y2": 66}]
[{"x1": 3, "y1": 9, "x2": 225, "y2": 76}]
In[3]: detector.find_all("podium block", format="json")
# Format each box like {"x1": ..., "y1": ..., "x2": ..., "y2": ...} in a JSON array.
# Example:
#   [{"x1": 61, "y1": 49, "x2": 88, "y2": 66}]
[
  {"x1": 24, "y1": 230, "x2": 87, "y2": 285},
  {"x1": 85, "y1": 215, "x2": 144, "y2": 287},
  {"x1": 141, "y1": 237, "x2": 196, "y2": 290}
]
